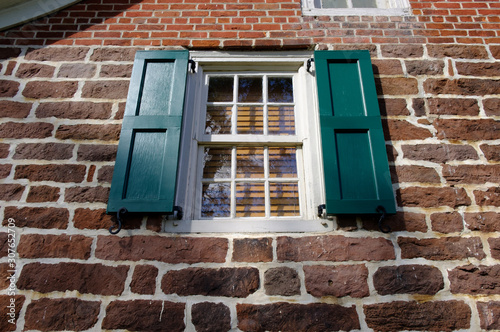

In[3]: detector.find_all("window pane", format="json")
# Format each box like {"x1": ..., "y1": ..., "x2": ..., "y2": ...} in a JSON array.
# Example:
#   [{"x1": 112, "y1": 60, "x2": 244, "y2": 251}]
[
  {"x1": 201, "y1": 183, "x2": 231, "y2": 217},
  {"x1": 236, "y1": 147, "x2": 264, "y2": 178},
  {"x1": 268, "y1": 106, "x2": 295, "y2": 135},
  {"x1": 269, "y1": 147, "x2": 297, "y2": 178},
  {"x1": 352, "y1": 0, "x2": 377, "y2": 7},
  {"x1": 206, "y1": 106, "x2": 232, "y2": 135},
  {"x1": 270, "y1": 183, "x2": 300, "y2": 217},
  {"x1": 268, "y1": 77, "x2": 293, "y2": 103},
  {"x1": 203, "y1": 147, "x2": 232, "y2": 179},
  {"x1": 238, "y1": 77, "x2": 263, "y2": 103},
  {"x1": 208, "y1": 77, "x2": 234, "y2": 102},
  {"x1": 322, "y1": 0, "x2": 347, "y2": 8},
  {"x1": 236, "y1": 183, "x2": 265, "y2": 217},
  {"x1": 237, "y1": 106, "x2": 263, "y2": 134}
]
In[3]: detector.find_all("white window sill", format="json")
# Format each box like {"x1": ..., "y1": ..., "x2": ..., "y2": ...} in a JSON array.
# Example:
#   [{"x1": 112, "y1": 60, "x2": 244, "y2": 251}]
[{"x1": 301, "y1": 7, "x2": 411, "y2": 16}]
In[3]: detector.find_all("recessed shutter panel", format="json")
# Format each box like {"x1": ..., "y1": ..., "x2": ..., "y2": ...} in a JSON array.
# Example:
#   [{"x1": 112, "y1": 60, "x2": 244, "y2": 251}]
[
  {"x1": 107, "y1": 50, "x2": 189, "y2": 214},
  {"x1": 315, "y1": 50, "x2": 396, "y2": 215}
]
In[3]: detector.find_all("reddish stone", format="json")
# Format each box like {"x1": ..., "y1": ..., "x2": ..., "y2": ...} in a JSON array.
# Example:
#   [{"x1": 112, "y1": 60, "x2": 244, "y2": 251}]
[
  {"x1": 23, "y1": 81, "x2": 78, "y2": 98},
  {"x1": 0, "y1": 263, "x2": 12, "y2": 289},
  {"x1": 489, "y1": 238, "x2": 500, "y2": 260},
  {"x1": 15, "y1": 63, "x2": 55, "y2": 78},
  {"x1": 0, "y1": 295, "x2": 25, "y2": 332},
  {"x1": 55, "y1": 124, "x2": 121, "y2": 141},
  {"x1": 57, "y1": 63, "x2": 97, "y2": 78},
  {"x1": 384, "y1": 120, "x2": 432, "y2": 140},
  {"x1": 77, "y1": 144, "x2": 117, "y2": 161},
  {"x1": 427, "y1": 44, "x2": 488, "y2": 59},
  {"x1": 405, "y1": 60, "x2": 444, "y2": 76},
  {"x1": 0, "y1": 80, "x2": 19, "y2": 97},
  {"x1": 483, "y1": 99, "x2": 500, "y2": 116},
  {"x1": 100, "y1": 64, "x2": 133, "y2": 77},
  {"x1": 277, "y1": 235, "x2": 395, "y2": 262},
  {"x1": 65, "y1": 186, "x2": 109, "y2": 203},
  {"x1": 381, "y1": 44, "x2": 423, "y2": 58},
  {"x1": 0, "y1": 233, "x2": 8, "y2": 258},
  {"x1": 398, "y1": 236, "x2": 485, "y2": 260},
  {"x1": 24, "y1": 298, "x2": 100, "y2": 331},
  {"x1": 434, "y1": 119, "x2": 500, "y2": 140},
  {"x1": 264, "y1": 267, "x2": 301, "y2": 296},
  {"x1": 82, "y1": 80, "x2": 130, "y2": 99},
  {"x1": 304, "y1": 264, "x2": 369, "y2": 298},
  {"x1": 162, "y1": 267, "x2": 259, "y2": 297},
  {"x1": 428, "y1": 98, "x2": 479, "y2": 116},
  {"x1": 397, "y1": 186, "x2": 471, "y2": 208},
  {"x1": 0, "y1": 101, "x2": 32, "y2": 118},
  {"x1": 0, "y1": 48, "x2": 21, "y2": 59},
  {"x1": 0, "y1": 184, "x2": 24, "y2": 201},
  {"x1": 18, "y1": 234, "x2": 92, "y2": 259},
  {"x1": 449, "y1": 265, "x2": 500, "y2": 295},
  {"x1": 362, "y1": 211, "x2": 428, "y2": 233},
  {"x1": 192, "y1": 302, "x2": 231, "y2": 332},
  {"x1": 373, "y1": 265, "x2": 444, "y2": 295},
  {"x1": 73, "y1": 208, "x2": 116, "y2": 230},
  {"x1": 378, "y1": 98, "x2": 410, "y2": 116},
  {"x1": 90, "y1": 47, "x2": 138, "y2": 61},
  {"x1": 4, "y1": 207, "x2": 69, "y2": 229},
  {"x1": 130, "y1": 265, "x2": 158, "y2": 295},
  {"x1": 443, "y1": 165, "x2": 500, "y2": 184},
  {"x1": 481, "y1": 144, "x2": 500, "y2": 162},
  {"x1": 391, "y1": 165, "x2": 440, "y2": 183},
  {"x1": 412, "y1": 98, "x2": 426, "y2": 116},
  {"x1": 25, "y1": 47, "x2": 90, "y2": 61},
  {"x1": 14, "y1": 143, "x2": 74, "y2": 160},
  {"x1": 477, "y1": 301, "x2": 500, "y2": 330},
  {"x1": 237, "y1": 302, "x2": 360, "y2": 331},
  {"x1": 0, "y1": 143, "x2": 9, "y2": 158},
  {"x1": 26, "y1": 185, "x2": 60, "y2": 202},
  {"x1": 475, "y1": 187, "x2": 500, "y2": 206},
  {"x1": 465, "y1": 212, "x2": 500, "y2": 232},
  {"x1": 457, "y1": 62, "x2": 500, "y2": 77},
  {"x1": 232, "y1": 238, "x2": 273, "y2": 262},
  {"x1": 36, "y1": 101, "x2": 112, "y2": 119},
  {"x1": 430, "y1": 212, "x2": 464, "y2": 233},
  {"x1": 0, "y1": 164, "x2": 11, "y2": 179},
  {"x1": 401, "y1": 143, "x2": 478, "y2": 163},
  {"x1": 376, "y1": 77, "x2": 419, "y2": 95},
  {"x1": 424, "y1": 79, "x2": 500, "y2": 96},
  {"x1": 15, "y1": 164, "x2": 86, "y2": 182},
  {"x1": 0, "y1": 122, "x2": 53, "y2": 138},
  {"x1": 372, "y1": 59, "x2": 403, "y2": 75},
  {"x1": 97, "y1": 165, "x2": 114, "y2": 183}
]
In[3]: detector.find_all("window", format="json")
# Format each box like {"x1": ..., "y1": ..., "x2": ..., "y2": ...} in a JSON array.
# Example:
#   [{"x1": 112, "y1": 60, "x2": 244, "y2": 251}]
[
  {"x1": 107, "y1": 50, "x2": 396, "y2": 233},
  {"x1": 300, "y1": 0, "x2": 411, "y2": 16}
]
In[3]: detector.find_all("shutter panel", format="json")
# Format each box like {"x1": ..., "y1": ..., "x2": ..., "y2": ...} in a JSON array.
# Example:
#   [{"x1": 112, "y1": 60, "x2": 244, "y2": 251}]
[
  {"x1": 107, "y1": 50, "x2": 189, "y2": 214},
  {"x1": 315, "y1": 50, "x2": 396, "y2": 215}
]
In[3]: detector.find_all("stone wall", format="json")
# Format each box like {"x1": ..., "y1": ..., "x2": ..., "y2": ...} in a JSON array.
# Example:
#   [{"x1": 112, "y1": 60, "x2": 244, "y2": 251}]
[{"x1": 0, "y1": 0, "x2": 499, "y2": 330}]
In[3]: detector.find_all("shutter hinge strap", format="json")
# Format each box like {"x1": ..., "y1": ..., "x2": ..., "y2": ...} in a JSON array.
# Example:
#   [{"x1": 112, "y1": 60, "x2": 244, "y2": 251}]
[
  {"x1": 317, "y1": 204, "x2": 326, "y2": 218},
  {"x1": 307, "y1": 58, "x2": 314, "y2": 73},
  {"x1": 188, "y1": 59, "x2": 196, "y2": 73},
  {"x1": 109, "y1": 207, "x2": 127, "y2": 234},
  {"x1": 376, "y1": 205, "x2": 391, "y2": 233}
]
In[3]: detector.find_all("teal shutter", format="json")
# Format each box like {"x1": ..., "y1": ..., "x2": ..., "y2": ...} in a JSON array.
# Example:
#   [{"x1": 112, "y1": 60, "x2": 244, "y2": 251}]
[
  {"x1": 107, "y1": 50, "x2": 189, "y2": 214},
  {"x1": 315, "y1": 50, "x2": 396, "y2": 215}
]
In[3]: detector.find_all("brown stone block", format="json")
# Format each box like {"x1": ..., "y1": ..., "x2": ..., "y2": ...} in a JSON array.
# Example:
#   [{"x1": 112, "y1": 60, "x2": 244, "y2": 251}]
[
  {"x1": 364, "y1": 300, "x2": 471, "y2": 331},
  {"x1": 424, "y1": 78, "x2": 500, "y2": 96},
  {"x1": 0, "y1": 101, "x2": 32, "y2": 118},
  {"x1": 402, "y1": 143, "x2": 479, "y2": 163},
  {"x1": 25, "y1": 47, "x2": 90, "y2": 61},
  {"x1": 0, "y1": 295, "x2": 25, "y2": 332},
  {"x1": 384, "y1": 120, "x2": 432, "y2": 140},
  {"x1": 36, "y1": 101, "x2": 113, "y2": 119},
  {"x1": 0, "y1": 233, "x2": 7, "y2": 258},
  {"x1": 264, "y1": 267, "x2": 300, "y2": 296},
  {"x1": 405, "y1": 60, "x2": 445, "y2": 76},
  {"x1": 443, "y1": 165, "x2": 500, "y2": 184},
  {"x1": 0, "y1": 263, "x2": 12, "y2": 289},
  {"x1": 376, "y1": 77, "x2": 419, "y2": 95},
  {"x1": 237, "y1": 302, "x2": 360, "y2": 331},
  {"x1": 162, "y1": 267, "x2": 259, "y2": 297},
  {"x1": 102, "y1": 300, "x2": 185, "y2": 331},
  {"x1": 0, "y1": 48, "x2": 22, "y2": 60},
  {"x1": 97, "y1": 165, "x2": 114, "y2": 183},
  {"x1": 373, "y1": 265, "x2": 444, "y2": 295},
  {"x1": 232, "y1": 237, "x2": 272, "y2": 262},
  {"x1": 431, "y1": 212, "x2": 464, "y2": 233},
  {"x1": 372, "y1": 59, "x2": 403, "y2": 75},
  {"x1": 0, "y1": 164, "x2": 11, "y2": 179},
  {"x1": 475, "y1": 187, "x2": 500, "y2": 206},
  {"x1": 398, "y1": 236, "x2": 485, "y2": 260},
  {"x1": 449, "y1": 265, "x2": 500, "y2": 295},
  {"x1": 55, "y1": 124, "x2": 120, "y2": 141},
  {"x1": 378, "y1": 98, "x2": 410, "y2": 116},
  {"x1": 0, "y1": 143, "x2": 9, "y2": 158},
  {"x1": 26, "y1": 185, "x2": 60, "y2": 202},
  {"x1": 89, "y1": 47, "x2": 138, "y2": 61},
  {"x1": 484, "y1": 98, "x2": 500, "y2": 116},
  {"x1": 4, "y1": 207, "x2": 69, "y2": 229},
  {"x1": 434, "y1": 119, "x2": 500, "y2": 140},
  {"x1": 465, "y1": 212, "x2": 500, "y2": 232},
  {"x1": 57, "y1": 63, "x2": 97, "y2": 78},
  {"x1": 14, "y1": 143, "x2": 74, "y2": 160},
  {"x1": 457, "y1": 62, "x2": 500, "y2": 77},
  {"x1": 428, "y1": 98, "x2": 479, "y2": 116},
  {"x1": 477, "y1": 301, "x2": 500, "y2": 330},
  {"x1": 192, "y1": 302, "x2": 231, "y2": 332},
  {"x1": 277, "y1": 235, "x2": 395, "y2": 262},
  {"x1": 18, "y1": 234, "x2": 92, "y2": 259},
  {"x1": 77, "y1": 144, "x2": 117, "y2": 161},
  {"x1": 361, "y1": 211, "x2": 428, "y2": 233},
  {"x1": 391, "y1": 165, "x2": 440, "y2": 183},
  {"x1": 130, "y1": 265, "x2": 158, "y2": 295},
  {"x1": 15, "y1": 63, "x2": 55, "y2": 78},
  {"x1": 23, "y1": 81, "x2": 78, "y2": 98},
  {"x1": 81, "y1": 80, "x2": 130, "y2": 99},
  {"x1": 0, "y1": 122, "x2": 53, "y2": 138},
  {"x1": 427, "y1": 44, "x2": 488, "y2": 59},
  {"x1": 397, "y1": 186, "x2": 471, "y2": 208},
  {"x1": 15, "y1": 164, "x2": 86, "y2": 183},
  {"x1": 65, "y1": 186, "x2": 109, "y2": 203},
  {"x1": 0, "y1": 80, "x2": 20, "y2": 97},
  {"x1": 100, "y1": 64, "x2": 133, "y2": 77},
  {"x1": 380, "y1": 44, "x2": 423, "y2": 58},
  {"x1": 96, "y1": 235, "x2": 228, "y2": 263},
  {"x1": 24, "y1": 298, "x2": 100, "y2": 331},
  {"x1": 0, "y1": 184, "x2": 24, "y2": 201},
  {"x1": 73, "y1": 208, "x2": 115, "y2": 230},
  {"x1": 480, "y1": 144, "x2": 500, "y2": 161},
  {"x1": 304, "y1": 264, "x2": 369, "y2": 298},
  {"x1": 18, "y1": 262, "x2": 129, "y2": 295}
]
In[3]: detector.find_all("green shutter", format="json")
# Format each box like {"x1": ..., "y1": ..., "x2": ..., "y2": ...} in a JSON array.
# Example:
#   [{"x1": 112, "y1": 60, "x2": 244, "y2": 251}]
[
  {"x1": 315, "y1": 50, "x2": 396, "y2": 215},
  {"x1": 107, "y1": 50, "x2": 189, "y2": 214}
]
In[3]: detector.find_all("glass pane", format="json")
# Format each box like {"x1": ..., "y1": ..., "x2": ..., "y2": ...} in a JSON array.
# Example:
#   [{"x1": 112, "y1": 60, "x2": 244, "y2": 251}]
[
  {"x1": 268, "y1": 106, "x2": 295, "y2": 135},
  {"x1": 208, "y1": 77, "x2": 234, "y2": 102},
  {"x1": 236, "y1": 147, "x2": 264, "y2": 178},
  {"x1": 322, "y1": 0, "x2": 348, "y2": 8},
  {"x1": 236, "y1": 183, "x2": 265, "y2": 217},
  {"x1": 352, "y1": 0, "x2": 377, "y2": 7},
  {"x1": 268, "y1": 77, "x2": 293, "y2": 103},
  {"x1": 270, "y1": 183, "x2": 300, "y2": 217},
  {"x1": 238, "y1": 77, "x2": 263, "y2": 103},
  {"x1": 237, "y1": 106, "x2": 263, "y2": 134},
  {"x1": 269, "y1": 147, "x2": 297, "y2": 178},
  {"x1": 201, "y1": 182, "x2": 231, "y2": 218},
  {"x1": 205, "y1": 106, "x2": 232, "y2": 135},
  {"x1": 203, "y1": 147, "x2": 232, "y2": 179}
]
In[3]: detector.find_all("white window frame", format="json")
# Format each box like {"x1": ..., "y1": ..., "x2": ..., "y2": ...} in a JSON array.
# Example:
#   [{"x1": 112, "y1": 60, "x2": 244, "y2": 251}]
[
  {"x1": 166, "y1": 51, "x2": 333, "y2": 233},
  {"x1": 301, "y1": 0, "x2": 411, "y2": 16}
]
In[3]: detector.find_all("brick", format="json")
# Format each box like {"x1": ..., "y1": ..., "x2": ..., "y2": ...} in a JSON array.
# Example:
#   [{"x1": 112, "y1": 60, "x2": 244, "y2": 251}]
[
  {"x1": 162, "y1": 267, "x2": 259, "y2": 297},
  {"x1": 405, "y1": 60, "x2": 444, "y2": 76},
  {"x1": 0, "y1": 184, "x2": 24, "y2": 201},
  {"x1": 264, "y1": 267, "x2": 300, "y2": 296},
  {"x1": 192, "y1": 302, "x2": 231, "y2": 332},
  {"x1": 465, "y1": 212, "x2": 500, "y2": 232},
  {"x1": 18, "y1": 262, "x2": 128, "y2": 295},
  {"x1": 398, "y1": 236, "x2": 485, "y2": 260},
  {"x1": 457, "y1": 62, "x2": 500, "y2": 77},
  {"x1": 77, "y1": 144, "x2": 117, "y2": 161},
  {"x1": 0, "y1": 101, "x2": 32, "y2": 118},
  {"x1": 14, "y1": 143, "x2": 74, "y2": 160},
  {"x1": 490, "y1": 238, "x2": 500, "y2": 260},
  {"x1": 81, "y1": 80, "x2": 130, "y2": 99},
  {"x1": 0, "y1": 295, "x2": 25, "y2": 332},
  {"x1": 477, "y1": 301, "x2": 500, "y2": 330},
  {"x1": 384, "y1": 120, "x2": 432, "y2": 140},
  {"x1": 232, "y1": 237, "x2": 272, "y2": 262},
  {"x1": 0, "y1": 122, "x2": 53, "y2": 139},
  {"x1": 431, "y1": 212, "x2": 464, "y2": 233},
  {"x1": 304, "y1": 264, "x2": 369, "y2": 298},
  {"x1": 0, "y1": 80, "x2": 20, "y2": 97},
  {"x1": 391, "y1": 165, "x2": 440, "y2": 183},
  {"x1": 373, "y1": 265, "x2": 444, "y2": 295},
  {"x1": 428, "y1": 98, "x2": 479, "y2": 116},
  {"x1": 427, "y1": 44, "x2": 488, "y2": 59},
  {"x1": 237, "y1": 303, "x2": 360, "y2": 331},
  {"x1": 24, "y1": 298, "x2": 100, "y2": 332},
  {"x1": 15, "y1": 63, "x2": 55, "y2": 78},
  {"x1": 376, "y1": 77, "x2": 419, "y2": 95},
  {"x1": 277, "y1": 235, "x2": 395, "y2": 262},
  {"x1": 102, "y1": 300, "x2": 185, "y2": 331},
  {"x1": 23, "y1": 81, "x2": 78, "y2": 98},
  {"x1": 362, "y1": 211, "x2": 428, "y2": 233},
  {"x1": 96, "y1": 235, "x2": 228, "y2": 263},
  {"x1": 26, "y1": 185, "x2": 60, "y2": 202},
  {"x1": 65, "y1": 186, "x2": 109, "y2": 203},
  {"x1": 483, "y1": 98, "x2": 500, "y2": 116},
  {"x1": 73, "y1": 208, "x2": 117, "y2": 230},
  {"x1": 378, "y1": 98, "x2": 410, "y2": 116},
  {"x1": 130, "y1": 265, "x2": 158, "y2": 295},
  {"x1": 18, "y1": 234, "x2": 92, "y2": 259},
  {"x1": 401, "y1": 144, "x2": 479, "y2": 163},
  {"x1": 449, "y1": 265, "x2": 500, "y2": 295},
  {"x1": 25, "y1": 47, "x2": 90, "y2": 61},
  {"x1": 380, "y1": 44, "x2": 424, "y2": 58},
  {"x1": 443, "y1": 165, "x2": 500, "y2": 184},
  {"x1": 475, "y1": 187, "x2": 500, "y2": 207},
  {"x1": 398, "y1": 186, "x2": 471, "y2": 208},
  {"x1": 424, "y1": 78, "x2": 500, "y2": 96},
  {"x1": 57, "y1": 63, "x2": 97, "y2": 78},
  {"x1": 4, "y1": 207, "x2": 69, "y2": 229},
  {"x1": 0, "y1": 48, "x2": 21, "y2": 59},
  {"x1": 36, "y1": 101, "x2": 112, "y2": 119},
  {"x1": 364, "y1": 301, "x2": 471, "y2": 331},
  {"x1": 15, "y1": 164, "x2": 86, "y2": 183},
  {"x1": 435, "y1": 119, "x2": 500, "y2": 141}
]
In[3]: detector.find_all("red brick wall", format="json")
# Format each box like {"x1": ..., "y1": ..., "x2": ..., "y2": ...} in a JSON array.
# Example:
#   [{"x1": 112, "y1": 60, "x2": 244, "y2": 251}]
[{"x1": 1, "y1": 0, "x2": 499, "y2": 331}]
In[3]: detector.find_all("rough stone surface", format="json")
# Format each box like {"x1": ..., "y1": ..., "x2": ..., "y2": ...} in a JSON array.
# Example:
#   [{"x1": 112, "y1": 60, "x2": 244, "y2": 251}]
[
  {"x1": 475, "y1": 187, "x2": 500, "y2": 207},
  {"x1": 427, "y1": 44, "x2": 488, "y2": 59},
  {"x1": 384, "y1": 120, "x2": 432, "y2": 140},
  {"x1": 65, "y1": 186, "x2": 109, "y2": 203},
  {"x1": 36, "y1": 101, "x2": 112, "y2": 119},
  {"x1": 362, "y1": 211, "x2": 428, "y2": 233},
  {"x1": 55, "y1": 124, "x2": 121, "y2": 141},
  {"x1": 15, "y1": 63, "x2": 55, "y2": 78},
  {"x1": 232, "y1": 237, "x2": 273, "y2": 262},
  {"x1": 90, "y1": 47, "x2": 138, "y2": 61},
  {"x1": 378, "y1": 98, "x2": 410, "y2": 116},
  {"x1": 373, "y1": 265, "x2": 444, "y2": 295},
  {"x1": 0, "y1": 80, "x2": 19, "y2": 97},
  {"x1": 376, "y1": 77, "x2": 419, "y2": 95},
  {"x1": 428, "y1": 98, "x2": 479, "y2": 116},
  {"x1": 391, "y1": 165, "x2": 440, "y2": 183},
  {"x1": 14, "y1": 143, "x2": 74, "y2": 160},
  {"x1": 26, "y1": 185, "x2": 60, "y2": 202},
  {"x1": 424, "y1": 78, "x2": 500, "y2": 96},
  {"x1": 0, "y1": 164, "x2": 11, "y2": 179},
  {"x1": 483, "y1": 98, "x2": 500, "y2": 116},
  {"x1": 381, "y1": 44, "x2": 423, "y2": 58},
  {"x1": 402, "y1": 143, "x2": 479, "y2": 163},
  {"x1": 0, "y1": 183, "x2": 24, "y2": 201},
  {"x1": 15, "y1": 164, "x2": 86, "y2": 183},
  {"x1": 192, "y1": 302, "x2": 231, "y2": 332},
  {"x1": 18, "y1": 262, "x2": 129, "y2": 295},
  {"x1": 130, "y1": 265, "x2": 158, "y2": 295},
  {"x1": 237, "y1": 302, "x2": 360, "y2": 331},
  {"x1": 434, "y1": 119, "x2": 500, "y2": 140},
  {"x1": 0, "y1": 295, "x2": 25, "y2": 332},
  {"x1": 465, "y1": 212, "x2": 500, "y2": 232},
  {"x1": 4, "y1": 207, "x2": 69, "y2": 229},
  {"x1": 102, "y1": 300, "x2": 185, "y2": 332},
  {"x1": 264, "y1": 267, "x2": 301, "y2": 296},
  {"x1": 0, "y1": 143, "x2": 9, "y2": 158},
  {"x1": 0, "y1": 122, "x2": 53, "y2": 138},
  {"x1": 97, "y1": 165, "x2": 114, "y2": 183},
  {"x1": 490, "y1": 238, "x2": 500, "y2": 260},
  {"x1": 277, "y1": 235, "x2": 395, "y2": 262},
  {"x1": 100, "y1": 64, "x2": 133, "y2": 77},
  {"x1": 443, "y1": 165, "x2": 500, "y2": 184},
  {"x1": 364, "y1": 301, "x2": 471, "y2": 331},
  {"x1": 481, "y1": 144, "x2": 500, "y2": 162},
  {"x1": 398, "y1": 236, "x2": 485, "y2": 260},
  {"x1": 0, "y1": 101, "x2": 32, "y2": 118},
  {"x1": 405, "y1": 60, "x2": 444, "y2": 76},
  {"x1": 57, "y1": 63, "x2": 97, "y2": 78},
  {"x1": 77, "y1": 144, "x2": 117, "y2": 161},
  {"x1": 23, "y1": 81, "x2": 78, "y2": 98},
  {"x1": 18, "y1": 234, "x2": 92, "y2": 259},
  {"x1": 456, "y1": 62, "x2": 500, "y2": 77},
  {"x1": 73, "y1": 208, "x2": 116, "y2": 230},
  {"x1": 82, "y1": 80, "x2": 130, "y2": 99},
  {"x1": 162, "y1": 267, "x2": 259, "y2": 297},
  {"x1": 24, "y1": 298, "x2": 100, "y2": 331},
  {"x1": 430, "y1": 212, "x2": 464, "y2": 233},
  {"x1": 25, "y1": 47, "x2": 90, "y2": 61},
  {"x1": 398, "y1": 187, "x2": 471, "y2": 208},
  {"x1": 477, "y1": 301, "x2": 500, "y2": 330},
  {"x1": 304, "y1": 264, "x2": 369, "y2": 298},
  {"x1": 449, "y1": 265, "x2": 500, "y2": 295}
]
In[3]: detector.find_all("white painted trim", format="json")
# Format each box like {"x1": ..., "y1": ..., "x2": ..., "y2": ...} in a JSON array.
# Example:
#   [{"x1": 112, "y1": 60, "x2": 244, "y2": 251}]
[{"x1": 300, "y1": 0, "x2": 411, "y2": 16}]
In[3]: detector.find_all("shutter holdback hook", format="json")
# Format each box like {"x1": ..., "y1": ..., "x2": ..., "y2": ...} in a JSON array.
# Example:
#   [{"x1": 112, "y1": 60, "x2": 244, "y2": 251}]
[
  {"x1": 376, "y1": 205, "x2": 391, "y2": 233},
  {"x1": 109, "y1": 207, "x2": 127, "y2": 234}
]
